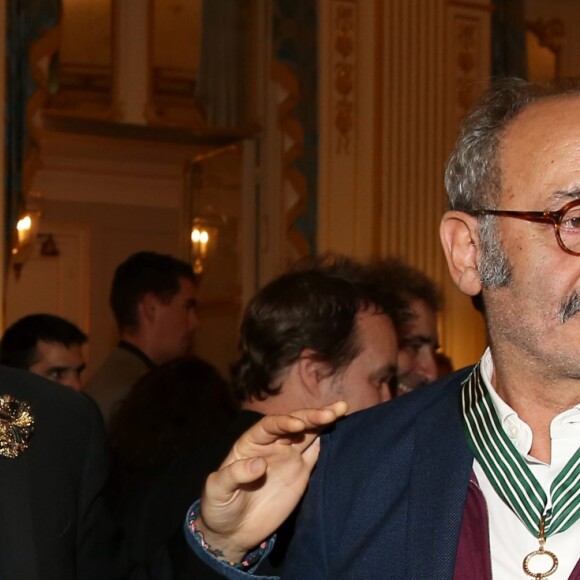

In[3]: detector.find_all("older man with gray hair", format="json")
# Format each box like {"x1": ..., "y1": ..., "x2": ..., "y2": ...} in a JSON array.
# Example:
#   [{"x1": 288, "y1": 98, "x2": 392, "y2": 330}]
[{"x1": 188, "y1": 78, "x2": 580, "y2": 579}]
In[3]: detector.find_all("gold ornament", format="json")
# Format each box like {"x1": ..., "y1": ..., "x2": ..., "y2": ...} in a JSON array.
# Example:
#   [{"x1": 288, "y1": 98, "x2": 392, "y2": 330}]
[
  {"x1": 522, "y1": 516, "x2": 559, "y2": 579},
  {"x1": 0, "y1": 395, "x2": 34, "y2": 458}
]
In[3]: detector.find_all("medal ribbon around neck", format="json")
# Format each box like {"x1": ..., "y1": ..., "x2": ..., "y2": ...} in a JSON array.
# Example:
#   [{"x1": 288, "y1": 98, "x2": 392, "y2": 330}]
[{"x1": 460, "y1": 366, "x2": 580, "y2": 539}]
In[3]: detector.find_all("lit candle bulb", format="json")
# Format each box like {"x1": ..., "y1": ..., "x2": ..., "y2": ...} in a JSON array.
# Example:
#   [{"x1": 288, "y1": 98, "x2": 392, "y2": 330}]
[{"x1": 16, "y1": 215, "x2": 32, "y2": 245}]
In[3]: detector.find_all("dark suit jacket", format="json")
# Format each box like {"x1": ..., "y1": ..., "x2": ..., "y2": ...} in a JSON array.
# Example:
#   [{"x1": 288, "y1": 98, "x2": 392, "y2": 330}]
[
  {"x1": 0, "y1": 366, "x2": 169, "y2": 580},
  {"x1": 190, "y1": 369, "x2": 476, "y2": 579},
  {"x1": 281, "y1": 369, "x2": 474, "y2": 579},
  {"x1": 118, "y1": 410, "x2": 264, "y2": 570}
]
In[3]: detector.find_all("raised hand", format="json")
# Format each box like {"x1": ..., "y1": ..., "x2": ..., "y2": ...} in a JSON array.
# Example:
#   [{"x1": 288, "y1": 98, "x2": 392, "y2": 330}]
[{"x1": 195, "y1": 401, "x2": 348, "y2": 563}]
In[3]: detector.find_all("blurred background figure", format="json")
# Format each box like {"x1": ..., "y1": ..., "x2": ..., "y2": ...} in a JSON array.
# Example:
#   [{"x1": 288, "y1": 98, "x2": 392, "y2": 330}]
[
  {"x1": 364, "y1": 258, "x2": 442, "y2": 396},
  {"x1": 85, "y1": 251, "x2": 199, "y2": 428},
  {"x1": 106, "y1": 355, "x2": 235, "y2": 557},
  {"x1": 0, "y1": 313, "x2": 87, "y2": 390}
]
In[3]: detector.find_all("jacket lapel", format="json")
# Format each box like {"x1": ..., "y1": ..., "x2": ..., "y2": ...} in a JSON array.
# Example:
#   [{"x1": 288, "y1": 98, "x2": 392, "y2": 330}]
[
  {"x1": 405, "y1": 381, "x2": 474, "y2": 580},
  {"x1": 0, "y1": 452, "x2": 39, "y2": 580}
]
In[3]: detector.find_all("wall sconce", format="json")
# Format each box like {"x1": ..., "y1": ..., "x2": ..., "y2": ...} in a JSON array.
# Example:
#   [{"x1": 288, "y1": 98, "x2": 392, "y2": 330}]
[
  {"x1": 190, "y1": 217, "x2": 220, "y2": 275},
  {"x1": 11, "y1": 210, "x2": 41, "y2": 277}
]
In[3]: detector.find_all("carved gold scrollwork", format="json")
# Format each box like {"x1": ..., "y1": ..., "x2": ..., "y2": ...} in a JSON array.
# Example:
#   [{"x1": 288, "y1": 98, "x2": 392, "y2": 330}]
[
  {"x1": 333, "y1": 2, "x2": 356, "y2": 153},
  {"x1": 526, "y1": 18, "x2": 564, "y2": 55},
  {"x1": 455, "y1": 19, "x2": 478, "y2": 115}
]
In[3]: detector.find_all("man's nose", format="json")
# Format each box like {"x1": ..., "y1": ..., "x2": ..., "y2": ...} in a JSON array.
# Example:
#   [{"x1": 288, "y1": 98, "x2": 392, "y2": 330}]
[
  {"x1": 189, "y1": 310, "x2": 199, "y2": 332},
  {"x1": 62, "y1": 375, "x2": 82, "y2": 391},
  {"x1": 419, "y1": 351, "x2": 438, "y2": 383}
]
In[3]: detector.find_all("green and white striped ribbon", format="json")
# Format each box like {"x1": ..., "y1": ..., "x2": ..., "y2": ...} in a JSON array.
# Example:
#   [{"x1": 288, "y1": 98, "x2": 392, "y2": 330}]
[{"x1": 461, "y1": 365, "x2": 580, "y2": 538}]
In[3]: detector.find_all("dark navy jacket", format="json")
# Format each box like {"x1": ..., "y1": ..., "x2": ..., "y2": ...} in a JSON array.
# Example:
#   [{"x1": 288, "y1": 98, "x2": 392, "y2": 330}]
[
  {"x1": 190, "y1": 369, "x2": 475, "y2": 578},
  {"x1": 189, "y1": 367, "x2": 580, "y2": 578}
]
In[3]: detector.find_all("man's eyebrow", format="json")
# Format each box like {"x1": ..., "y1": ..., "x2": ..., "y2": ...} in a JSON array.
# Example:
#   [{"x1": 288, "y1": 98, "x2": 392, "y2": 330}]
[
  {"x1": 370, "y1": 363, "x2": 397, "y2": 382},
  {"x1": 552, "y1": 188, "x2": 580, "y2": 203},
  {"x1": 401, "y1": 335, "x2": 437, "y2": 346}
]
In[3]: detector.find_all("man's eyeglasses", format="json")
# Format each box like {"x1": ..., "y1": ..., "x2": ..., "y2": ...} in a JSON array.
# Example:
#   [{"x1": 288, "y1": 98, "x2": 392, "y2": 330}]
[{"x1": 472, "y1": 198, "x2": 580, "y2": 256}]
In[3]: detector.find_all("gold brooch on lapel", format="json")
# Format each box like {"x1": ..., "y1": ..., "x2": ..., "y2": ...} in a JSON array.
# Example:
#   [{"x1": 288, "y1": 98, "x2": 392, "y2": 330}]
[{"x1": 0, "y1": 395, "x2": 34, "y2": 458}]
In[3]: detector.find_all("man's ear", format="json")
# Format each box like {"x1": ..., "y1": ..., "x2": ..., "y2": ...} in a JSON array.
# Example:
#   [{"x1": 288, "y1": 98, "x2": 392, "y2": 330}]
[
  {"x1": 297, "y1": 350, "x2": 332, "y2": 400},
  {"x1": 138, "y1": 292, "x2": 159, "y2": 325},
  {"x1": 440, "y1": 210, "x2": 483, "y2": 297}
]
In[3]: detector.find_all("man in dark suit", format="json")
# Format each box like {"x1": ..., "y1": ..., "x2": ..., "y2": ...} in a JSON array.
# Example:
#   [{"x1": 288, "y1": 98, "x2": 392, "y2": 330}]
[
  {"x1": 186, "y1": 79, "x2": 580, "y2": 578},
  {"x1": 0, "y1": 365, "x2": 172, "y2": 579}
]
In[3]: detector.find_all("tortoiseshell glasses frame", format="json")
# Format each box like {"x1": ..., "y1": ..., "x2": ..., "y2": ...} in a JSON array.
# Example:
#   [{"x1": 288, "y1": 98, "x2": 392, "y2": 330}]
[{"x1": 471, "y1": 198, "x2": 580, "y2": 256}]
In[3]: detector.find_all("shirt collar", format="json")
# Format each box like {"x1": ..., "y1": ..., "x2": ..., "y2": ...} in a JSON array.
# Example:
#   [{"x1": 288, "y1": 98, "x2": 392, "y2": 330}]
[
  {"x1": 118, "y1": 340, "x2": 156, "y2": 370},
  {"x1": 479, "y1": 347, "x2": 580, "y2": 456}
]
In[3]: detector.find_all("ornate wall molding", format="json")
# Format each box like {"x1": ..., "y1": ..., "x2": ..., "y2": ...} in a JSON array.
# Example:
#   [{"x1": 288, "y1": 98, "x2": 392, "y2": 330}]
[
  {"x1": 527, "y1": 17, "x2": 564, "y2": 54},
  {"x1": 455, "y1": 17, "x2": 480, "y2": 116},
  {"x1": 318, "y1": 0, "x2": 379, "y2": 258},
  {"x1": 272, "y1": 0, "x2": 318, "y2": 260},
  {"x1": 272, "y1": 61, "x2": 310, "y2": 259},
  {"x1": 443, "y1": 0, "x2": 491, "y2": 368},
  {"x1": 333, "y1": 2, "x2": 356, "y2": 153}
]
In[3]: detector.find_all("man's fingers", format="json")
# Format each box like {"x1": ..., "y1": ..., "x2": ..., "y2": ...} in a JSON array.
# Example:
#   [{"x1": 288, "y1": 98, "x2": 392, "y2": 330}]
[
  {"x1": 234, "y1": 401, "x2": 348, "y2": 449},
  {"x1": 220, "y1": 401, "x2": 348, "y2": 468},
  {"x1": 290, "y1": 401, "x2": 348, "y2": 425},
  {"x1": 205, "y1": 456, "x2": 268, "y2": 502}
]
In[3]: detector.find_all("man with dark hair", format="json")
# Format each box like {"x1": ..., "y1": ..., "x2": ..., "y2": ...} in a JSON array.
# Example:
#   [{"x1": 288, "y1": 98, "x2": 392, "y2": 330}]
[
  {"x1": 125, "y1": 255, "x2": 405, "y2": 579},
  {"x1": 85, "y1": 251, "x2": 198, "y2": 426},
  {"x1": 363, "y1": 258, "x2": 443, "y2": 395},
  {"x1": 1, "y1": 313, "x2": 88, "y2": 390},
  {"x1": 189, "y1": 78, "x2": 580, "y2": 578},
  {"x1": 232, "y1": 258, "x2": 406, "y2": 411}
]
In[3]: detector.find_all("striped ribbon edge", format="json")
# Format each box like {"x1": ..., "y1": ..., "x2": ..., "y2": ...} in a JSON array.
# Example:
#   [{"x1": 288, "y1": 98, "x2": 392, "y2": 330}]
[{"x1": 461, "y1": 365, "x2": 580, "y2": 538}]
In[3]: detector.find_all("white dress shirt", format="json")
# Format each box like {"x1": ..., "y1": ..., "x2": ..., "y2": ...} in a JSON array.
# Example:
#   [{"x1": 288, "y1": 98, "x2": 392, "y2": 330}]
[{"x1": 475, "y1": 348, "x2": 580, "y2": 579}]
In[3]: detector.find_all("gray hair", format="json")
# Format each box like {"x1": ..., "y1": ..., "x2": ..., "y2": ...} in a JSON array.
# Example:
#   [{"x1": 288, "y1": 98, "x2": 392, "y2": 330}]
[
  {"x1": 444, "y1": 78, "x2": 580, "y2": 288},
  {"x1": 444, "y1": 78, "x2": 561, "y2": 212}
]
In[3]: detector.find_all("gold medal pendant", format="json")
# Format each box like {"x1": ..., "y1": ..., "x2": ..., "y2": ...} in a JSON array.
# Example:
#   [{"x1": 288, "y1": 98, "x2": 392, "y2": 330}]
[{"x1": 522, "y1": 517, "x2": 558, "y2": 579}]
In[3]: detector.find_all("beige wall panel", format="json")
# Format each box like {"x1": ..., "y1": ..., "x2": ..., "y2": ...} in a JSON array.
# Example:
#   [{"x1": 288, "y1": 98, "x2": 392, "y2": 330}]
[
  {"x1": 5, "y1": 225, "x2": 89, "y2": 329},
  {"x1": 381, "y1": 0, "x2": 491, "y2": 369},
  {"x1": 440, "y1": 0, "x2": 491, "y2": 369},
  {"x1": 381, "y1": 0, "x2": 448, "y2": 278},
  {"x1": 382, "y1": 0, "x2": 492, "y2": 369},
  {"x1": 318, "y1": 0, "x2": 379, "y2": 258},
  {"x1": 318, "y1": 0, "x2": 492, "y2": 370}
]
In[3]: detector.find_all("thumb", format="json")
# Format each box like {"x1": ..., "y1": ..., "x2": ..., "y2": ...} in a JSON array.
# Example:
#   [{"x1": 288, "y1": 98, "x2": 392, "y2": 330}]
[{"x1": 204, "y1": 456, "x2": 268, "y2": 502}]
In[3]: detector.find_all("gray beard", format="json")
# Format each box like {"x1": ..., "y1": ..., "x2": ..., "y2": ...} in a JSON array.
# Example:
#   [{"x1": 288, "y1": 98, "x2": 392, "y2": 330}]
[
  {"x1": 478, "y1": 217, "x2": 512, "y2": 289},
  {"x1": 559, "y1": 291, "x2": 580, "y2": 323}
]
